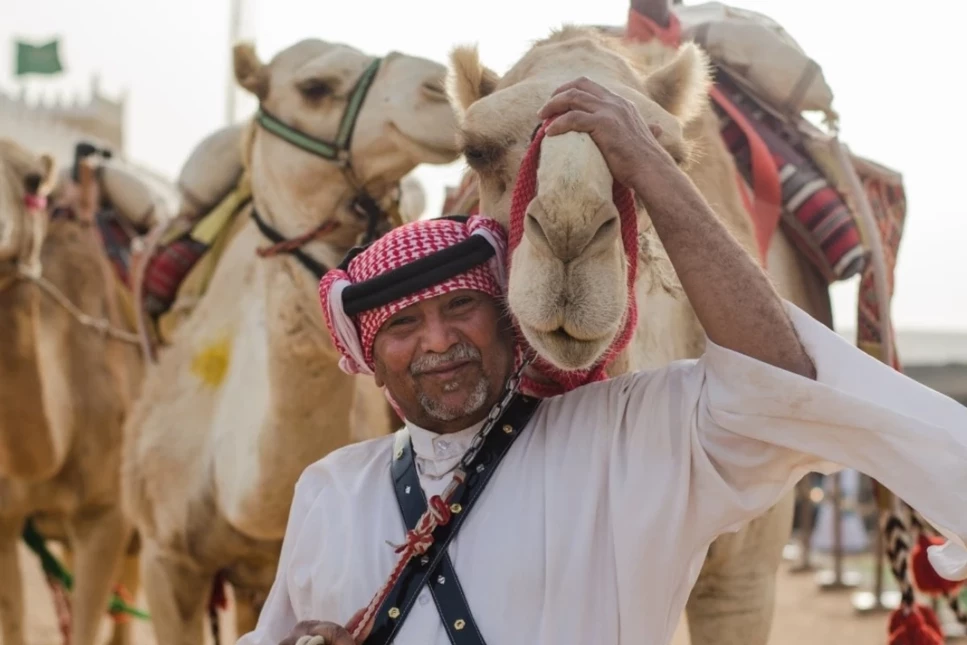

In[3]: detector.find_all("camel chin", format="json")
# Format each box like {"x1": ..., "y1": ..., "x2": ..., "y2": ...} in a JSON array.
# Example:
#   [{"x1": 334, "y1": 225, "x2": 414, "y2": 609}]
[
  {"x1": 386, "y1": 124, "x2": 460, "y2": 165},
  {"x1": 519, "y1": 323, "x2": 614, "y2": 371}
]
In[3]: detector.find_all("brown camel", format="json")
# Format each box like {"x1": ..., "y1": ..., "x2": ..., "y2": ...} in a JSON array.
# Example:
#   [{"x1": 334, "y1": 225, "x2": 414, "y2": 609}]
[
  {"x1": 0, "y1": 138, "x2": 145, "y2": 645},
  {"x1": 446, "y1": 27, "x2": 832, "y2": 645}
]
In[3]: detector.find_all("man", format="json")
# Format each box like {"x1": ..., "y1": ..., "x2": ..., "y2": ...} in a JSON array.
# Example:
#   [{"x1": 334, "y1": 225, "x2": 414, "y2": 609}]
[{"x1": 238, "y1": 79, "x2": 967, "y2": 645}]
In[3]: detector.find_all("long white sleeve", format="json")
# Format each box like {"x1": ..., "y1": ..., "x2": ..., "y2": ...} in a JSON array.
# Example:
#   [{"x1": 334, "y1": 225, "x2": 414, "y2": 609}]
[
  {"x1": 236, "y1": 473, "x2": 321, "y2": 645},
  {"x1": 684, "y1": 300, "x2": 967, "y2": 578}
]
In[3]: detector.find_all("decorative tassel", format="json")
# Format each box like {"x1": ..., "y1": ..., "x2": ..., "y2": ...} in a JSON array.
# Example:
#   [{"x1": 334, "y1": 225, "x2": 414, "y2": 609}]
[
  {"x1": 911, "y1": 533, "x2": 965, "y2": 597},
  {"x1": 887, "y1": 604, "x2": 944, "y2": 645}
]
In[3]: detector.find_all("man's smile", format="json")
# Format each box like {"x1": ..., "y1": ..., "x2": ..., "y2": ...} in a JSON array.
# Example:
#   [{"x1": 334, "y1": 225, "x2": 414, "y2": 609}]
[{"x1": 416, "y1": 360, "x2": 475, "y2": 381}]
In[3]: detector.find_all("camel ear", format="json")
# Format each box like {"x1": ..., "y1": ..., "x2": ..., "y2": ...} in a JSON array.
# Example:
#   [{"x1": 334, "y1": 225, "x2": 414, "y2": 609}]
[
  {"x1": 446, "y1": 45, "x2": 501, "y2": 117},
  {"x1": 233, "y1": 42, "x2": 269, "y2": 100},
  {"x1": 642, "y1": 43, "x2": 710, "y2": 124}
]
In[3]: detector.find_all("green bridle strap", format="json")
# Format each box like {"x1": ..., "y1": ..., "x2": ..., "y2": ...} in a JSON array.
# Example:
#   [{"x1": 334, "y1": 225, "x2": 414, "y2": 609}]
[{"x1": 254, "y1": 57, "x2": 382, "y2": 162}]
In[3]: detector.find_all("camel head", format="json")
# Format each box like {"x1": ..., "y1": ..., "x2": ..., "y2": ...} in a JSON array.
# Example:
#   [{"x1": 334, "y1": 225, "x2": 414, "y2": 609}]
[
  {"x1": 0, "y1": 139, "x2": 56, "y2": 264},
  {"x1": 447, "y1": 27, "x2": 710, "y2": 371},
  {"x1": 235, "y1": 39, "x2": 461, "y2": 265}
]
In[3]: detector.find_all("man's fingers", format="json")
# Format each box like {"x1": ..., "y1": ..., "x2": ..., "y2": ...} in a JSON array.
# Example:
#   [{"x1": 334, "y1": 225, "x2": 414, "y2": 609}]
[
  {"x1": 538, "y1": 88, "x2": 603, "y2": 120},
  {"x1": 284, "y1": 621, "x2": 357, "y2": 645},
  {"x1": 544, "y1": 110, "x2": 597, "y2": 137},
  {"x1": 310, "y1": 624, "x2": 356, "y2": 645}
]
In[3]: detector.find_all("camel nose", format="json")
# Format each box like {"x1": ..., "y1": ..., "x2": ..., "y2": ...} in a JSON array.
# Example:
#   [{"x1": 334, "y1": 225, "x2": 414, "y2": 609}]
[{"x1": 524, "y1": 200, "x2": 620, "y2": 262}]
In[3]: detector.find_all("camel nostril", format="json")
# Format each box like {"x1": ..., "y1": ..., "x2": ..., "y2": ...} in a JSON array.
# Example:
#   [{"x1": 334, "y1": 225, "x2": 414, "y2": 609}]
[
  {"x1": 524, "y1": 212, "x2": 550, "y2": 247},
  {"x1": 589, "y1": 216, "x2": 619, "y2": 248}
]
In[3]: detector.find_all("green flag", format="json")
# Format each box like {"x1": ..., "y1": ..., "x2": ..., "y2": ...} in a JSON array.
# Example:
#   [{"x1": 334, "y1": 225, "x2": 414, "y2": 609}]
[{"x1": 14, "y1": 39, "x2": 63, "y2": 76}]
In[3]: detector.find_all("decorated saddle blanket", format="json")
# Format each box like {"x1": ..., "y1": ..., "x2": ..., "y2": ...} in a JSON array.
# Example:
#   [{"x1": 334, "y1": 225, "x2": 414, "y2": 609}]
[
  {"x1": 135, "y1": 180, "x2": 252, "y2": 344},
  {"x1": 713, "y1": 70, "x2": 869, "y2": 283}
]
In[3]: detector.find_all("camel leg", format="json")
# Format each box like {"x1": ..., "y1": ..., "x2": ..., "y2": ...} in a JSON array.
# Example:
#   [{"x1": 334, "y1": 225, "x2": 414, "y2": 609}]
[
  {"x1": 0, "y1": 517, "x2": 26, "y2": 645},
  {"x1": 140, "y1": 540, "x2": 211, "y2": 645},
  {"x1": 66, "y1": 505, "x2": 129, "y2": 645},
  {"x1": 234, "y1": 588, "x2": 263, "y2": 639},
  {"x1": 105, "y1": 547, "x2": 142, "y2": 645},
  {"x1": 61, "y1": 534, "x2": 140, "y2": 645},
  {"x1": 685, "y1": 492, "x2": 796, "y2": 645}
]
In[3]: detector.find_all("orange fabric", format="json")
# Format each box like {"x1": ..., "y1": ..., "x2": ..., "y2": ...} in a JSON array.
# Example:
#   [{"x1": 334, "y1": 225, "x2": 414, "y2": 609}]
[
  {"x1": 735, "y1": 172, "x2": 755, "y2": 219},
  {"x1": 625, "y1": 7, "x2": 782, "y2": 265},
  {"x1": 708, "y1": 85, "x2": 783, "y2": 263},
  {"x1": 626, "y1": 7, "x2": 682, "y2": 47}
]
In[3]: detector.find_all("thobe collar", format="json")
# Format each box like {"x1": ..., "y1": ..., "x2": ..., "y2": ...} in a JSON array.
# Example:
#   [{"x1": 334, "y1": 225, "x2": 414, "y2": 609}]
[{"x1": 404, "y1": 417, "x2": 487, "y2": 480}]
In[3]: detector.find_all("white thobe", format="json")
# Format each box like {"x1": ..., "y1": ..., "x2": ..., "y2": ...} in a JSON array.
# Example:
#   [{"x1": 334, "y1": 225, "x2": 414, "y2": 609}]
[{"x1": 237, "y1": 301, "x2": 967, "y2": 645}]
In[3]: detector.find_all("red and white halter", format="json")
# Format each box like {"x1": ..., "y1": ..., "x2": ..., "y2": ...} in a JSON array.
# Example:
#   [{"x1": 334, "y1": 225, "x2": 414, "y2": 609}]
[{"x1": 508, "y1": 118, "x2": 641, "y2": 397}]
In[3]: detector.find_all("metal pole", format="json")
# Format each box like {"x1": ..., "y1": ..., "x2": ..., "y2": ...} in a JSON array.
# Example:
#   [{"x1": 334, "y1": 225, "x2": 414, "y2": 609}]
[
  {"x1": 817, "y1": 472, "x2": 861, "y2": 591},
  {"x1": 852, "y1": 482, "x2": 901, "y2": 614},
  {"x1": 789, "y1": 478, "x2": 816, "y2": 573},
  {"x1": 226, "y1": 0, "x2": 243, "y2": 125},
  {"x1": 832, "y1": 472, "x2": 844, "y2": 582}
]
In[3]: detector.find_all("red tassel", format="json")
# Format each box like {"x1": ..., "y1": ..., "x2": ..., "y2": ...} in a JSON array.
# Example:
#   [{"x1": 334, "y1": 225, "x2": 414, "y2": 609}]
[
  {"x1": 888, "y1": 605, "x2": 944, "y2": 645},
  {"x1": 911, "y1": 534, "x2": 964, "y2": 596}
]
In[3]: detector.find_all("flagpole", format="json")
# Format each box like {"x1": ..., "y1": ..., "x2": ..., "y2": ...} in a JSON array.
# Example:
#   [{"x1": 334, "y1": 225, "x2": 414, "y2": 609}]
[{"x1": 226, "y1": 0, "x2": 243, "y2": 125}]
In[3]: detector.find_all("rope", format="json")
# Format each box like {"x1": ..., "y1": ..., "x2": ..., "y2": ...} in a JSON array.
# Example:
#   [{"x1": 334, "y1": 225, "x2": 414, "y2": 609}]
[
  {"x1": 21, "y1": 519, "x2": 151, "y2": 622},
  {"x1": 346, "y1": 496, "x2": 454, "y2": 640},
  {"x1": 883, "y1": 505, "x2": 916, "y2": 611},
  {"x1": 47, "y1": 576, "x2": 72, "y2": 645},
  {"x1": 16, "y1": 267, "x2": 141, "y2": 345}
]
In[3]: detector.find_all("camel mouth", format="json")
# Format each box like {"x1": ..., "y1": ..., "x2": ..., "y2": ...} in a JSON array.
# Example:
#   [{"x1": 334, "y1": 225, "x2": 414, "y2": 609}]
[
  {"x1": 519, "y1": 322, "x2": 613, "y2": 371},
  {"x1": 387, "y1": 123, "x2": 460, "y2": 165}
]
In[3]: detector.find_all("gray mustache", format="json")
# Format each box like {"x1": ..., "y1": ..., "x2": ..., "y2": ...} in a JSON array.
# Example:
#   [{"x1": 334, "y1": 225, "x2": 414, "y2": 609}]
[{"x1": 410, "y1": 343, "x2": 481, "y2": 375}]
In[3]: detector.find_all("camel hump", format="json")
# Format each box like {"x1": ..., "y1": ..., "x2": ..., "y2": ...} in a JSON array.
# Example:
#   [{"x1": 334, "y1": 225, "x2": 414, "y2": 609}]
[
  {"x1": 176, "y1": 124, "x2": 246, "y2": 221},
  {"x1": 98, "y1": 161, "x2": 177, "y2": 231}
]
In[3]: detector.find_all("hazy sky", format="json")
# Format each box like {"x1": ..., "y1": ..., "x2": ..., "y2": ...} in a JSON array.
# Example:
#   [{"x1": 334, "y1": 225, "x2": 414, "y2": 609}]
[{"x1": 2, "y1": 0, "x2": 965, "y2": 332}]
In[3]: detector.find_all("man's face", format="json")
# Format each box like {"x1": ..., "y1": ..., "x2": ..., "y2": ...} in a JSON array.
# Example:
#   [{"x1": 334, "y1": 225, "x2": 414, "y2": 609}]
[{"x1": 372, "y1": 289, "x2": 515, "y2": 433}]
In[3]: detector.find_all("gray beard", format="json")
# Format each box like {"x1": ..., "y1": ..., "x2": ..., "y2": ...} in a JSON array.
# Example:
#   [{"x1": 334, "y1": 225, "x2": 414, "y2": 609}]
[{"x1": 419, "y1": 375, "x2": 490, "y2": 422}]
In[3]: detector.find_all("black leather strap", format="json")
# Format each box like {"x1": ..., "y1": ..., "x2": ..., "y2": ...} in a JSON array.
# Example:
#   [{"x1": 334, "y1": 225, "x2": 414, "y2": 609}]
[
  {"x1": 249, "y1": 208, "x2": 329, "y2": 279},
  {"x1": 389, "y1": 437, "x2": 485, "y2": 645},
  {"x1": 362, "y1": 394, "x2": 540, "y2": 645}
]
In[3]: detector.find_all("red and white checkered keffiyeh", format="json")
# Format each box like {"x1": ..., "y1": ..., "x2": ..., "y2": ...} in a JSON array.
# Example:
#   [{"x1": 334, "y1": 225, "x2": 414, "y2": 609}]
[{"x1": 319, "y1": 215, "x2": 508, "y2": 376}]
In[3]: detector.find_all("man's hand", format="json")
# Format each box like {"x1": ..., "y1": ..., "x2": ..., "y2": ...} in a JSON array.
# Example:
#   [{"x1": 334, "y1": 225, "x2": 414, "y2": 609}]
[
  {"x1": 279, "y1": 620, "x2": 356, "y2": 645},
  {"x1": 537, "y1": 76, "x2": 673, "y2": 191}
]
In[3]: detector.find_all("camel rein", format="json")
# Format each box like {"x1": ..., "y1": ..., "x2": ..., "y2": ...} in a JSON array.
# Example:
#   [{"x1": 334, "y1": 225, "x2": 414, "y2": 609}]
[
  {"x1": 16, "y1": 267, "x2": 140, "y2": 344},
  {"x1": 1, "y1": 194, "x2": 141, "y2": 346}
]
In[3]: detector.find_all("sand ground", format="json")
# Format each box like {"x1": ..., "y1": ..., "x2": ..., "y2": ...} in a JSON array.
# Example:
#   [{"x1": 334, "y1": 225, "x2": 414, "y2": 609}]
[{"x1": 12, "y1": 541, "x2": 966, "y2": 645}]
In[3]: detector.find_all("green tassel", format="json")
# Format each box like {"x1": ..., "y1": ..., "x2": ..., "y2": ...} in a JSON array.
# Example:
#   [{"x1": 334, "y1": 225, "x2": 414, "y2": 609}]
[{"x1": 21, "y1": 519, "x2": 151, "y2": 620}]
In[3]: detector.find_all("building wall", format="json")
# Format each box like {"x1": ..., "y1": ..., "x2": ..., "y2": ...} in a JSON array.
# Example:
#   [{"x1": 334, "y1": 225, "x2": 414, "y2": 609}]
[{"x1": 0, "y1": 76, "x2": 173, "y2": 194}]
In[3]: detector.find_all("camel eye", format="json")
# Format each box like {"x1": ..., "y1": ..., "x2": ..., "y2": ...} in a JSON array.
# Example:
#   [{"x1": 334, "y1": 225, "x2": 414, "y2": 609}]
[
  {"x1": 297, "y1": 79, "x2": 333, "y2": 102},
  {"x1": 464, "y1": 147, "x2": 485, "y2": 164},
  {"x1": 462, "y1": 144, "x2": 502, "y2": 171}
]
